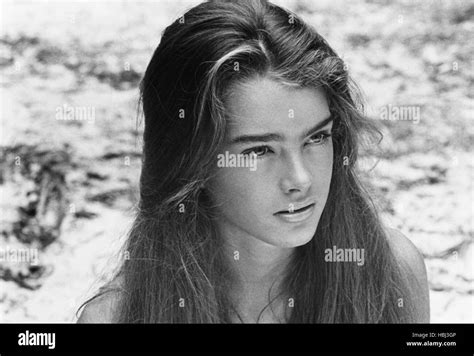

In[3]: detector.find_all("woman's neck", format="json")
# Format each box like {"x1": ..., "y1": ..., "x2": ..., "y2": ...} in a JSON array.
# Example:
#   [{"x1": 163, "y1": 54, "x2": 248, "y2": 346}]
[{"x1": 219, "y1": 225, "x2": 295, "y2": 323}]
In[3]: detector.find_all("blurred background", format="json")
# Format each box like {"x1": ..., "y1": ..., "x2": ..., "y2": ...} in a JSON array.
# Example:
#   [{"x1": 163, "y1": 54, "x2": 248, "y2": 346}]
[{"x1": 0, "y1": 0, "x2": 472, "y2": 323}]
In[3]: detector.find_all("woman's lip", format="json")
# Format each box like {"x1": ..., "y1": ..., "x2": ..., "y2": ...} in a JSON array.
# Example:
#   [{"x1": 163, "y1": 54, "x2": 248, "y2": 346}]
[
  {"x1": 275, "y1": 203, "x2": 314, "y2": 214},
  {"x1": 274, "y1": 203, "x2": 315, "y2": 223}
]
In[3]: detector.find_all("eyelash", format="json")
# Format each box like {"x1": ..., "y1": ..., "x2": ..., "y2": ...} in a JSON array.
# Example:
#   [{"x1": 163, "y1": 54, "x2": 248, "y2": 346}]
[{"x1": 242, "y1": 131, "x2": 332, "y2": 158}]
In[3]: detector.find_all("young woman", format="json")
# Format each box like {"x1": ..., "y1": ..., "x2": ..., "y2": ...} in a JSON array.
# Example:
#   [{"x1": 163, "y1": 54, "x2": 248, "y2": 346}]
[{"x1": 77, "y1": 0, "x2": 429, "y2": 323}]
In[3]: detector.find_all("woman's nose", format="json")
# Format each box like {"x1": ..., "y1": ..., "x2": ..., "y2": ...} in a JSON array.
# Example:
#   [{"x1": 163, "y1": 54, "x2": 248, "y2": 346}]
[{"x1": 279, "y1": 153, "x2": 312, "y2": 195}]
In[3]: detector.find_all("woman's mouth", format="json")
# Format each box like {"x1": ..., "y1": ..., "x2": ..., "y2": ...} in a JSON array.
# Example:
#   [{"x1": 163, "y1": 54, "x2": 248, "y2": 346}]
[{"x1": 274, "y1": 203, "x2": 315, "y2": 223}]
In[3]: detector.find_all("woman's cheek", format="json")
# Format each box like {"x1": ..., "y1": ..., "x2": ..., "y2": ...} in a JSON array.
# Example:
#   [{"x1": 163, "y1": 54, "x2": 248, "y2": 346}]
[
  {"x1": 307, "y1": 141, "x2": 333, "y2": 172},
  {"x1": 209, "y1": 167, "x2": 262, "y2": 207}
]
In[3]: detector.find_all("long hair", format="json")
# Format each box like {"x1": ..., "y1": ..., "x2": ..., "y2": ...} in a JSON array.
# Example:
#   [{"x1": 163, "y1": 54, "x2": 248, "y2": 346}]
[{"x1": 79, "y1": 0, "x2": 416, "y2": 323}]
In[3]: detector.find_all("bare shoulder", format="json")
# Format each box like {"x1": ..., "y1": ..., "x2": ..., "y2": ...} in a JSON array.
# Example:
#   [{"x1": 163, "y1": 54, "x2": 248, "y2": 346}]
[
  {"x1": 77, "y1": 275, "x2": 124, "y2": 323},
  {"x1": 386, "y1": 228, "x2": 427, "y2": 281},
  {"x1": 385, "y1": 228, "x2": 430, "y2": 323}
]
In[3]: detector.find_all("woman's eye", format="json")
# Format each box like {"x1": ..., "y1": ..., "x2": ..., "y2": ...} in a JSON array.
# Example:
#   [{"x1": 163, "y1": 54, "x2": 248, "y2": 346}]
[
  {"x1": 307, "y1": 131, "x2": 332, "y2": 145},
  {"x1": 242, "y1": 146, "x2": 271, "y2": 157}
]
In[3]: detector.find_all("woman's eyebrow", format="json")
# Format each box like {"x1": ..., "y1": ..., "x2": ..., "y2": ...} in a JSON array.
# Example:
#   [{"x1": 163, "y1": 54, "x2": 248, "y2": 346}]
[{"x1": 230, "y1": 114, "x2": 333, "y2": 144}]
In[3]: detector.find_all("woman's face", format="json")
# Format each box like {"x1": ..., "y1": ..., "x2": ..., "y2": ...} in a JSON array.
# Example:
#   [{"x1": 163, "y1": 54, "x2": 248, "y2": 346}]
[{"x1": 208, "y1": 77, "x2": 333, "y2": 250}]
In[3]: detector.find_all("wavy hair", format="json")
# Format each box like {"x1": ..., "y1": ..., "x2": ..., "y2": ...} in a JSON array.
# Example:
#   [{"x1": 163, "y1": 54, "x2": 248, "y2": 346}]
[{"x1": 78, "y1": 0, "x2": 416, "y2": 323}]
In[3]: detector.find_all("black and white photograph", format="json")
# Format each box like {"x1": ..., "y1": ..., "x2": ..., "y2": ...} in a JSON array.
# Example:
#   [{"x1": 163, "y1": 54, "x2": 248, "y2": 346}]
[{"x1": 0, "y1": 0, "x2": 472, "y2": 353}]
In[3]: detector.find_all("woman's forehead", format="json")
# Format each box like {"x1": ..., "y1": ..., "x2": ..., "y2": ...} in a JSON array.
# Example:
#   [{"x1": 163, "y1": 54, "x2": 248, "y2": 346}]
[{"x1": 224, "y1": 77, "x2": 331, "y2": 140}]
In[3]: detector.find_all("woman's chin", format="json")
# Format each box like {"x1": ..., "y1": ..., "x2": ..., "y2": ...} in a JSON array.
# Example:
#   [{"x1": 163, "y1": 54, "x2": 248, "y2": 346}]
[{"x1": 265, "y1": 228, "x2": 317, "y2": 248}]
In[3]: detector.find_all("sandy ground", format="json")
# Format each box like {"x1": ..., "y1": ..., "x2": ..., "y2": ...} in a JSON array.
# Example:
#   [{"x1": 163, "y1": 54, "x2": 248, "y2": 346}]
[{"x1": 0, "y1": 0, "x2": 472, "y2": 323}]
